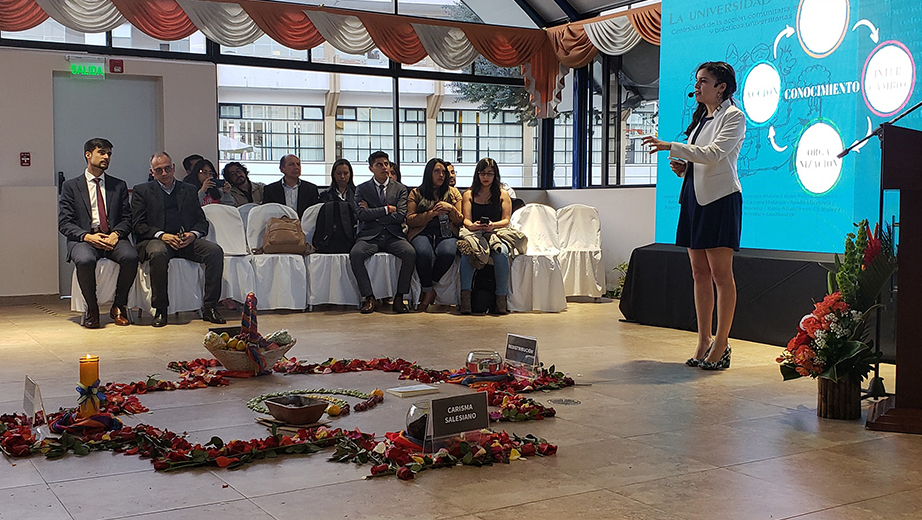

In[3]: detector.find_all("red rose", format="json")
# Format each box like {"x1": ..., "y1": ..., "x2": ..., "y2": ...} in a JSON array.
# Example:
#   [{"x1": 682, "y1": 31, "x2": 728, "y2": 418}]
[
  {"x1": 371, "y1": 464, "x2": 390, "y2": 475},
  {"x1": 396, "y1": 467, "x2": 415, "y2": 480},
  {"x1": 386, "y1": 446, "x2": 411, "y2": 466},
  {"x1": 537, "y1": 443, "x2": 557, "y2": 456},
  {"x1": 520, "y1": 443, "x2": 536, "y2": 456},
  {"x1": 152, "y1": 460, "x2": 171, "y2": 470}
]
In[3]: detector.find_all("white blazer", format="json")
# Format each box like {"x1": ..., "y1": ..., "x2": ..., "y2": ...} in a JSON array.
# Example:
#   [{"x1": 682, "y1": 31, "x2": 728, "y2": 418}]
[{"x1": 670, "y1": 98, "x2": 746, "y2": 206}]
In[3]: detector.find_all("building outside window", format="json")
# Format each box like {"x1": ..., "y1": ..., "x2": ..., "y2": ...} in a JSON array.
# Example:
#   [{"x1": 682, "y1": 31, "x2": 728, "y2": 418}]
[
  {"x1": 218, "y1": 104, "x2": 324, "y2": 183},
  {"x1": 335, "y1": 106, "x2": 395, "y2": 165},
  {"x1": 399, "y1": 108, "x2": 426, "y2": 165}
]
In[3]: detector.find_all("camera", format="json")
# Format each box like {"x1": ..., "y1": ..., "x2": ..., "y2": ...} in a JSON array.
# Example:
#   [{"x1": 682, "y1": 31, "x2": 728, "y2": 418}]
[
  {"x1": 479, "y1": 216, "x2": 491, "y2": 224},
  {"x1": 214, "y1": 179, "x2": 225, "y2": 187}
]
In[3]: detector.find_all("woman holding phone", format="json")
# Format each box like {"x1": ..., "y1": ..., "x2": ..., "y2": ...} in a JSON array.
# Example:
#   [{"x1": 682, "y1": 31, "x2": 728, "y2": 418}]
[
  {"x1": 185, "y1": 159, "x2": 234, "y2": 206},
  {"x1": 458, "y1": 158, "x2": 513, "y2": 315},
  {"x1": 642, "y1": 61, "x2": 746, "y2": 370}
]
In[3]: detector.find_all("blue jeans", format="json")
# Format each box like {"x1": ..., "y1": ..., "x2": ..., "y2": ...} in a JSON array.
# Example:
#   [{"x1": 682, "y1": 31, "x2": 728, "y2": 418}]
[
  {"x1": 411, "y1": 234, "x2": 457, "y2": 291},
  {"x1": 460, "y1": 242, "x2": 509, "y2": 296}
]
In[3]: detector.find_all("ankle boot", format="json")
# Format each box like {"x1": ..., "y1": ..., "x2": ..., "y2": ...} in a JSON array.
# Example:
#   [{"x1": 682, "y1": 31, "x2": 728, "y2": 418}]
[
  {"x1": 494, "y1": 295, "x2": 508, "y2": 315},
  {"x1": 460, "y1": 290, "x2": 472, "y2": 315}
]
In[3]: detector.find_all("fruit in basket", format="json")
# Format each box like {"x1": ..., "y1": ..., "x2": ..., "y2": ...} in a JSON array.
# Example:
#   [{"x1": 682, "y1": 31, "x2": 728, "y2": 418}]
[
  {"x1": 264, "y1": 329, "x2": 292, "y2": 346},
  {"x1": 203, "y1": 331, "x2": 227, "y2": 350},
  {"x1": 220, "y1": 332, "x2": 230, "y2": 342}
]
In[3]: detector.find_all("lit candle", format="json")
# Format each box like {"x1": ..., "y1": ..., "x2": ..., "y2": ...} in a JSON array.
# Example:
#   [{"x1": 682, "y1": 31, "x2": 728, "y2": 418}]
[{"x1": 79, "y1": 354, "x2": 99, "y2": 418}]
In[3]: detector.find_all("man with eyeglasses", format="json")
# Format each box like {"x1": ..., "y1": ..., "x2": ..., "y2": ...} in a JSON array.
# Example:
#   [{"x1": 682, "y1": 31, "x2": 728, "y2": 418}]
[{"x1": 131, "y1": 152, "x2": 226, "y2": 327}]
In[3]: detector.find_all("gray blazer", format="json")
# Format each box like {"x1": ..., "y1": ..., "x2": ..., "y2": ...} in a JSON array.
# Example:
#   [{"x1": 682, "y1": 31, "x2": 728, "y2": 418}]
[{"x1": 354, "y1": 178, "x2": 408, "y2": 240}]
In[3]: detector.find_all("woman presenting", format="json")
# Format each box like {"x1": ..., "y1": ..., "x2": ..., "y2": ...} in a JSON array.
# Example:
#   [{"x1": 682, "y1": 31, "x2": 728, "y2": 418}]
[{"x1": 642, "y1": 61, "x2": 745, "y2": 371}]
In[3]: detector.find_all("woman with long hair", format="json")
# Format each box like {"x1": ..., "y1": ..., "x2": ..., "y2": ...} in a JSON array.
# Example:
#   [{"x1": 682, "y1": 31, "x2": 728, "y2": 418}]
[
  {"x1": 458, "y1": 157, "x2": 512, "y2": 315},
  {"x1": 321, "y1": 158, "x2": 356, "y2": 203},
  {"x1": 406, "y1": 158, "x2": 463, "y2": 311},
  {"x1": 642, "y1": 61, "x2": 746, "y2": 370},
  {"x1": 184, "y1": 158, "x2": 234, "y2": 206}
]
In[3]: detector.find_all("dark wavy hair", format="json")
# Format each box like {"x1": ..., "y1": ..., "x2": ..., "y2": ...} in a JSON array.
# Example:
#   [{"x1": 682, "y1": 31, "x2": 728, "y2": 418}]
[
  {"x1": 419, "y1": 158, "x2": 448, "y2": 201},
  {"x1": 222, "y1": 161, "x2": 249, "y2": 183},
  {"x1": 389, "y1": 161, "x2": 401, "y2": 183},
  {"x1": 329, "y1": 158, "x2": 355, "y2": 192},
  {"x1": 685, "y1": 61, "x2": 738, "y2": 137},
  {"x1": 187, "y1": 158, "x2": 221, "y2": 200},
  {"x1": 470, "y1": 157, "x2": 501, "y2": 204}
]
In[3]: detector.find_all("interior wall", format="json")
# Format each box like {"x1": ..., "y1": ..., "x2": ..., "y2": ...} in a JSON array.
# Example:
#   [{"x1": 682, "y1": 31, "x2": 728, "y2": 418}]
[
  {"x1": 521, "y1": 188, "x2": 657, "y2": 289},
  {"x1": 0, "y1": 48, "x2": 217, "y2": 297}
]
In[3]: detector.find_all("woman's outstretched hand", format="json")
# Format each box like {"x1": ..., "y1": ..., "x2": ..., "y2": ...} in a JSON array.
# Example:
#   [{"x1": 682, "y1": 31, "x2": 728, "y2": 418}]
[{"x1": 641, "y1": 135, "x2": 672, "y2": 154}]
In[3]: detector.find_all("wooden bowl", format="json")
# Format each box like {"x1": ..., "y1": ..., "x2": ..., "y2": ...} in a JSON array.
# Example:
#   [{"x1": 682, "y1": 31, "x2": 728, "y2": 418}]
[{"x1": 264, "y1": 395, "x2": 328, "y2": 425}]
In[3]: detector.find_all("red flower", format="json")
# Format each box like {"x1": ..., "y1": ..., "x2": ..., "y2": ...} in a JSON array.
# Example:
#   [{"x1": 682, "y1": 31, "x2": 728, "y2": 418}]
[
  {"x1": 396, "y1": 467, "x2": 415, "y2": 480},
  {"x1": 215, "y1": 456, "x2": 238, "y2": 468},
  {"x1": 152, "y1": 460, "x2": 171, "y2": 470},
  {"x1": 520, "y1": 443, "x2": 536, "y2": 456},
  {"x1": 370, "y1": 464, "x2": 390, "y2": 475},
  {"x1": 386, "y1": 446, "x2": 411, "y2": 466},
  {"x1": 537, "y1": 443, "x2": 557, "y2": 456}
]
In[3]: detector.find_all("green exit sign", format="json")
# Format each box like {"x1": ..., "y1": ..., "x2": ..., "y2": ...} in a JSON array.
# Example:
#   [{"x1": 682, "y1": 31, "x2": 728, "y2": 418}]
[{"x1": 68, "y1": 57, "x2": 105, "y2": 79}]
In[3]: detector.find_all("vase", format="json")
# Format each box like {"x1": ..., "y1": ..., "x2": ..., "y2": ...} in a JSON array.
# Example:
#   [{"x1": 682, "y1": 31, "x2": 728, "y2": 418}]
[{"x1": 817, "y1": 376, "x2": 861, "y2": 420}]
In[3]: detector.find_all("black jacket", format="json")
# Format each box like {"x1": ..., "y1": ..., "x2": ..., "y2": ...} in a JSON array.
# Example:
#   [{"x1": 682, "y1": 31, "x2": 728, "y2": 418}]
[
  {"x1": 263, "y1": 179, "x2": 321, "y2": 217},
  {"x1": 58, "y1": 173, "x2": 133, "y2": 261},
  {"x1": 130, "y1": 180, "x2": 209, "y2": 241}
]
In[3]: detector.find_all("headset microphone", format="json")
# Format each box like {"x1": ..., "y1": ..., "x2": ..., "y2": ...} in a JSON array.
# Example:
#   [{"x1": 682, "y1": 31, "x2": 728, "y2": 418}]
[{"x1": 687, "y1": 92, "x2": 695, "y2": 98}]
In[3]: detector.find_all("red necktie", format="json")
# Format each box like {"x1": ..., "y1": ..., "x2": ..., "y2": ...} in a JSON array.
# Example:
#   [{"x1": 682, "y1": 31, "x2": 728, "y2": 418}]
[{"x1": 93, "y1": 177, "x2": 109, "y2": 234}]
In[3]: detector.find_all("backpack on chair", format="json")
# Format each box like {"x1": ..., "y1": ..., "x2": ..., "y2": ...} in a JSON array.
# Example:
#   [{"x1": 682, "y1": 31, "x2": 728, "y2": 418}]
[
  {"x1": 257, "y1": 216, "x2": 311, "y2": 255},
  {"x1": 312, "y1": 200, "x2": 356, "y2": 253}
]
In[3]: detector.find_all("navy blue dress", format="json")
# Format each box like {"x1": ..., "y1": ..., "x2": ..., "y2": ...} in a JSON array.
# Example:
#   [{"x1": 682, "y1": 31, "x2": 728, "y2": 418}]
[{"x1": 675, "y1": 117, "x2": 743, "y2": 251}]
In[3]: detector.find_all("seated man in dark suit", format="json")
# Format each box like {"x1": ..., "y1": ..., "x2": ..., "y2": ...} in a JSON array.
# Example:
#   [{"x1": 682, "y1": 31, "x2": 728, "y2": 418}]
[
  {"x1": 263, "y1": 154, "x2": 320, "y2": 217},
  {"x1": 131, "y1": 152, "x2": 225, "y2": 327},
  {"x1": 350, "y1": 151, "x2": 416, "y2": 313},
  {"x1": 58, "y1": 138, "x2": 139, "y2": 328}
]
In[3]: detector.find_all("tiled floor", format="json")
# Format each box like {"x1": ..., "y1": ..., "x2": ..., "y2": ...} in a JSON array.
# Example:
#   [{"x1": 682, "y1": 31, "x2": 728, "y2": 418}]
[{"x1": 0, "y1": 299, "x2": 917, "y2": 520}]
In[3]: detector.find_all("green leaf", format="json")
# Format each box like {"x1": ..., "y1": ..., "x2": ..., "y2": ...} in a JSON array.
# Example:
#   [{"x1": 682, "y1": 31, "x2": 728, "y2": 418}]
[
  {"x1": 73, "y1": 442, "x2": 89, "y2": 456},
  {"x1": 459, "y1": 442, "x2": 472, "y2": 456},
  {"x1": 192, "y1": 449, "x2": 207, "y2": 463},
  {"x1": 461, "y1": 453, "x2": 473, "y2": 465},
  {"x1": 410, "y1": 463, "x2": 423, "y2": 472},
  {"x1": 206, "y1": 436, "x2": 224, "y2": 449},
  {"x1": 780, "y1": 364, "x2": 803, "y2": 381},
  {"x1": 61, "y1": 433, "x2": 75, "y2": 449}
]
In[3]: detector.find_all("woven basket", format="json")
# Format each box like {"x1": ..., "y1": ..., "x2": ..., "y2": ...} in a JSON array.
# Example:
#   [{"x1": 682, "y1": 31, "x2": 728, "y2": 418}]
[{"x1": 204, "y1": 339, "x2": 296, "y2": 373}]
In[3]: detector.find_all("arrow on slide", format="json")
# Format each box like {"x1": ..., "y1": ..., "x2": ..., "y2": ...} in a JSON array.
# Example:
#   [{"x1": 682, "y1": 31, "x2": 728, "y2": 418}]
[
  {"x1": 849, "y1": 117, "x2": 874, "y2": 154},
  {"x1": 768, "y1": 126, "x2": 787, "y2": 152},
  {"x1": 773, "y1": 25, "x2": 795, "y2": 59},
  {"x1": 852, "y1": 20, "x2": 879, "y2": 43}
]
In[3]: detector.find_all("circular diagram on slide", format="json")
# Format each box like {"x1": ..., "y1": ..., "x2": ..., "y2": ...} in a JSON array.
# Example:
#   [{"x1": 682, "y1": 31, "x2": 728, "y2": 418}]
[
  {"x1": 794, "y1": 121, "x2": 843, "y2": 195},
  {"x1": 742, "y1": 62, "x2": 781, "y2": 125},
  {"x1": 862, "y1": 40, "x2": 916, "y2": 116},
  {"x1": 796, "y1": 0, "x2": 849, "y2": 58}
]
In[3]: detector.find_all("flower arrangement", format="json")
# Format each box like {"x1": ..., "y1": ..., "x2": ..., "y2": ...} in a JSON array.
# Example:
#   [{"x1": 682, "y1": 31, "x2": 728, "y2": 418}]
[{"x1": 777, "y1": 220, "x2": 896, "y2": 383}]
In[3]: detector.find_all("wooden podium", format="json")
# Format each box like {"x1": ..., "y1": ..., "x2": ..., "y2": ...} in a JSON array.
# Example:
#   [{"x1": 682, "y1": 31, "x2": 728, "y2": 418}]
[{"x1": 866, "y1": 123, "x2": 922, "y2": 433}]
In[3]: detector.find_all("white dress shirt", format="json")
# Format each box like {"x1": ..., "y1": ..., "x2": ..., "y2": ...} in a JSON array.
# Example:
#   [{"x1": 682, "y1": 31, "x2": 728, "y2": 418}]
[
  {"x1": 283, "y1": 180, "x2": 300, "y2": 211},
  {"x1": 84, "y1": 169, "x2": 107, "y2": 229}
]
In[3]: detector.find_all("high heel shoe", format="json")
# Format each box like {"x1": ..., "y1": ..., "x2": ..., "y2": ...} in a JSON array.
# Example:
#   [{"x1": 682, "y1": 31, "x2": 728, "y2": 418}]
[
  {"x1": 700, "y1": 345, "x2": 731, "y2": 370},
  {"x1": 686, "y1": 341, "x2": 713, "y2": 367}
]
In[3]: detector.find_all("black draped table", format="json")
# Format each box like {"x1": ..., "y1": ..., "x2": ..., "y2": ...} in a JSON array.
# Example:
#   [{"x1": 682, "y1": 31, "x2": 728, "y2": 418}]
[{"x1": 619, "y1": 243, "x2": 845, "y2": 348}]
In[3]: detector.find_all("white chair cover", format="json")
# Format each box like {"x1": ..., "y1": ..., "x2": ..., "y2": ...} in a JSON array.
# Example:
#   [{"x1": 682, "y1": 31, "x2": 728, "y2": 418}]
[
  {"x1": 237, "y1": 203, "x2": 258, "y2": 232},
  {"x1": 204, "y1": 204, "x2": 257, "y2": 303},
  {"x1": 508, "y1": 204, "x2": 567, "y2": 312},
  {"x1": 301, "y1": 203, "x2": 399, "y2": 308},
  {"x1": 246, "y1": 203, "x2": 308, "y2": 310},
  {"x1": 409, "y1": 256, "x2": 460, "y2": 307},
  {"x1": 556, "y1": 204, "x2": 605, "y2": 297},
  {"x1": 69, "y1": 259, "x2": 140, "y2": 312},
  {"x1": 135, "y1": 258, "x2": 205, "y2": 315}
]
